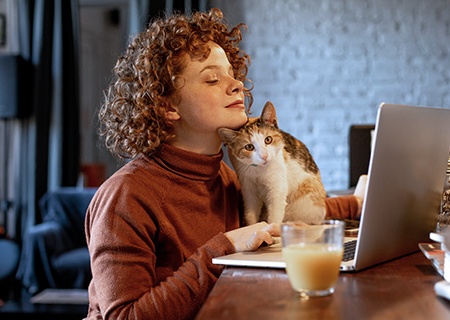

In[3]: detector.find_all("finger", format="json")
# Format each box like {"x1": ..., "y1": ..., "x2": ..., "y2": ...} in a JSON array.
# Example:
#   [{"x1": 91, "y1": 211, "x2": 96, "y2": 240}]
[
  {"x1": 263, "y1": 223, "x2": 281, "y2": 236},
  {"x1": 246, "y1": 229, "x2": 273, "y2": 250},
  {"x1": 252, "y1": 221, "x2": 268, "y2": 228}
]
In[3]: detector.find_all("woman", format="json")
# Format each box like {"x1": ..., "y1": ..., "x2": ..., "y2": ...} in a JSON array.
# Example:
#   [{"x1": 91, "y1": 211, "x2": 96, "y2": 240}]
[{"x1": 84, "y1": 8, "x2": 361, "y2": 319}]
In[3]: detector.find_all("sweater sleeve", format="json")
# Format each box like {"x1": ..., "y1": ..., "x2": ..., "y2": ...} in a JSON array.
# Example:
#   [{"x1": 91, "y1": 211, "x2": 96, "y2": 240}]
[
  {"x1": 146, "y1": 233, "x2": 235, "y2": 319},
  {"x1": 325, "y1": 195, "x2": 360, "y2": 220},
  {"x1": 86, "y1": 207, "x2": 235, "y2": 320}
]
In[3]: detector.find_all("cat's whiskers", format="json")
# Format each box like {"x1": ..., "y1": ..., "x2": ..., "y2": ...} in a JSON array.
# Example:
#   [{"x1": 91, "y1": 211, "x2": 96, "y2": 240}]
[{"x1": 235, "y1": 162, "x2": 259, "y2": 175}]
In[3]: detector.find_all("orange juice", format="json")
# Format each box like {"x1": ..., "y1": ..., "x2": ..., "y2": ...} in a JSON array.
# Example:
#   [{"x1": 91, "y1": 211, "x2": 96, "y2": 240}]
[{"x1": 282, "y1": 243, "x2": 343, "y2": 292}]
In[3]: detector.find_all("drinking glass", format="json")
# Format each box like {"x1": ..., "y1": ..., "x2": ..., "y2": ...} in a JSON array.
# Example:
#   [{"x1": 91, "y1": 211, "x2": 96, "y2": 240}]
[{"x1": 281, "y1": 220, "x2": 345, "y2": 298}]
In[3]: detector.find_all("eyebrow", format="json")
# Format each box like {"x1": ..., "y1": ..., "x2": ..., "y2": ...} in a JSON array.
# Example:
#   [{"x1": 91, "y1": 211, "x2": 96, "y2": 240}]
[
  {"x1": 199, "y1": 65, "x2": 220, "y2": 75},
  {"x1": 199, "y1": 65, "x2": 233, "y2": 75}
]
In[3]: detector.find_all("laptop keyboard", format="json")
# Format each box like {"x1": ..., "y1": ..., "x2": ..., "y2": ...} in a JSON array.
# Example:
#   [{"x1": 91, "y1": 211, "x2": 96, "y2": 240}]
[{"x1": 343, "y1": 239, "x2": 357, "y2": 261}]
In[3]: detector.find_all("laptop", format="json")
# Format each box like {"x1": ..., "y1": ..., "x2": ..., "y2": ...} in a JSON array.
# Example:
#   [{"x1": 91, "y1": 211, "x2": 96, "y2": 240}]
[{"x1": 213, "y1": 103, "x2": 450, "y2": 271}]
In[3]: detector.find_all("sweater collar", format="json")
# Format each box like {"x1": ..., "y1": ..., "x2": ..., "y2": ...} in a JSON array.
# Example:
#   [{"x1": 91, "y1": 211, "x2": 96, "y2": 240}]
[{"x1": 152, "y1": 143, "x2": 224, "y2": 180}]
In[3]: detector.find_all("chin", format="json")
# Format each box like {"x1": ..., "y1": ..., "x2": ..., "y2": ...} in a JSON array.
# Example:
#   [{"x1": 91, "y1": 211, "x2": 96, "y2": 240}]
[{"x1": 228, "y1": 116, "x2": 248, "y2": 129}]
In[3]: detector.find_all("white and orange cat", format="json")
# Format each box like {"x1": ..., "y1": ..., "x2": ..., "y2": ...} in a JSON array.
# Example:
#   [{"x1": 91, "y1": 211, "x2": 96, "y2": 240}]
[{"x1": 218, "y1": 101, "x2": 326, "y2": 225}]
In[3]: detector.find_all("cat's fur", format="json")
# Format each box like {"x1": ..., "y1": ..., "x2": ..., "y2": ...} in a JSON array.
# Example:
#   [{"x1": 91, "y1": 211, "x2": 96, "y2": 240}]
[{"x1": 218, "y1": 101, "x2": 326, "y2": 225}]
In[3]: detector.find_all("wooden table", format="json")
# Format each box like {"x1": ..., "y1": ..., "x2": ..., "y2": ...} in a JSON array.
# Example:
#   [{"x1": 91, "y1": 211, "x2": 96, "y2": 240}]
[{"x1": 196, "y1": 252, "x2": 450, "y2": 320}]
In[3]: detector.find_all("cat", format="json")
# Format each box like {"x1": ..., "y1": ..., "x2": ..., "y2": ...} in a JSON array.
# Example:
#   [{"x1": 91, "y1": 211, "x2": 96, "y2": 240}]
[{"x1": 218, "y1": 101, "x2": 326, "y2": 225}]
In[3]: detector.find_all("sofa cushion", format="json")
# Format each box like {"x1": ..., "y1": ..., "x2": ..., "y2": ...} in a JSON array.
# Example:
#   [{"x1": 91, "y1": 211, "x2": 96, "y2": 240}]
[{"x1": 53, "y1": 247, "x2": 91, "y2": 289}]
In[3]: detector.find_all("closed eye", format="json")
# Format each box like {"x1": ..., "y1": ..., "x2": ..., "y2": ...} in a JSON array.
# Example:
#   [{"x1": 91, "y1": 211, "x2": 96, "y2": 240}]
[{"x1": 265, "y1": 136, "x2": 273, "y2": 144}]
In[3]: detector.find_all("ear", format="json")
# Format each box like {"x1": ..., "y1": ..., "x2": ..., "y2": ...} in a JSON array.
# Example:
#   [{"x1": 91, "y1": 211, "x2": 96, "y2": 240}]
[
  {"x1": 260, "y1": 101, "x2": 278, "y2": 128},
  {"x1": 218, "y1": 128, "x2": 239, "y2": 143},
  {"x1": 165, "y1": 105, "x2": 181, "y2": 121}
]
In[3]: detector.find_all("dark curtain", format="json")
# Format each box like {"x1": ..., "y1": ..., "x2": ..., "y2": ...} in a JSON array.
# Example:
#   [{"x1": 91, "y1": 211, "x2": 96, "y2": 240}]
[{"x1": 10, "y1": 0, "x2": 80, "y2": 238}]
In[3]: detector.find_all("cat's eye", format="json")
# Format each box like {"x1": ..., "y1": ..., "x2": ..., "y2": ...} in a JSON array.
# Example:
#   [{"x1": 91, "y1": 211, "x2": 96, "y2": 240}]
[
  {"x1": 244, "y1": 144, "x2": 254, "y2": 151},
  {"x1": 265, "y1": 136, "x2": 273, "y2": 144}
]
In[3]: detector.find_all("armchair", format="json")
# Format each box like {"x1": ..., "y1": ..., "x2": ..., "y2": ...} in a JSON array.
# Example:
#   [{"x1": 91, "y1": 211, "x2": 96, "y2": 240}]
[{"x1": 16, "y1": 187, "x2": 96, "y2": 294}]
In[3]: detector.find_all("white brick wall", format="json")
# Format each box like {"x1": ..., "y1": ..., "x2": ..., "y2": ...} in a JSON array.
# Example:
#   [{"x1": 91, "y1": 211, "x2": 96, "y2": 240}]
[{"x1": 211, "y1": 0, "x2": 450, "y2": 190}]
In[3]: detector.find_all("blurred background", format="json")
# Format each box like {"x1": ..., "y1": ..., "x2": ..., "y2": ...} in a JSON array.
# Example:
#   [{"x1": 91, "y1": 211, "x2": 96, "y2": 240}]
[{"x1": 0, "y1": 1, "x2": 449, "y2": 313}]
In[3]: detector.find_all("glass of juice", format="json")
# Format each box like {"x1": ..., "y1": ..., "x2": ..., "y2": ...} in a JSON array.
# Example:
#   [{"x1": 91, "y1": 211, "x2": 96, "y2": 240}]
[{"x1": 281, "y1": 220, "x2": 344, "y2": 298}]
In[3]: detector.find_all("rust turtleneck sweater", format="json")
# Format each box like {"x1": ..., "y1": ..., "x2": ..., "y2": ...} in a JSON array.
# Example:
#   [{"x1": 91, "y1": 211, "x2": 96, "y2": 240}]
[{"x1": 85, "y1": 144, "x2": 241, "y2": 320}]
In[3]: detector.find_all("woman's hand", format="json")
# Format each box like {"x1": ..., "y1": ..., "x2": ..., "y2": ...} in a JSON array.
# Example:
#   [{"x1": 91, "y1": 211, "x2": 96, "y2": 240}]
[{"x1": 224, "y1": 222, "x2": 280, "y2": 252}]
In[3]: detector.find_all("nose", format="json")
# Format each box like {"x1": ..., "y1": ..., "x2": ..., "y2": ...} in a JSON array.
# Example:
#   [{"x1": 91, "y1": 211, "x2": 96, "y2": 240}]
[
  {"x1": 227, "y1": 78, "x2": 244, "y2": 95},
  {"x1": 259, "y1": 150, "x2": 268, "y2": 161}
]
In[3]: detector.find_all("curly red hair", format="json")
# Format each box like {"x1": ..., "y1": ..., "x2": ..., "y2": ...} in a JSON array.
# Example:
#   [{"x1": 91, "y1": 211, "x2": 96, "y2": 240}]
[{"x1": 99, "y1": 8, "x2": 253, "y2": 159}]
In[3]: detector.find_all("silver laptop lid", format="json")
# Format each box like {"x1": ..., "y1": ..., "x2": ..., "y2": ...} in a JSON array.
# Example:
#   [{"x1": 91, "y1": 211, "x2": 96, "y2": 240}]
[{"x1": 350, "y1": 103, "x2": 450, "y2": 271}]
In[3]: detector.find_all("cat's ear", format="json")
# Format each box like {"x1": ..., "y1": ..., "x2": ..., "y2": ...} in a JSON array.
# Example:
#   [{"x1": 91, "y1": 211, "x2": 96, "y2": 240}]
[
  {"x1": 261, "y1": 101, "x2": 278, "y2": 128},
  {"x1": 218, "y1": 128, "x2": 239, "y2": 143}
]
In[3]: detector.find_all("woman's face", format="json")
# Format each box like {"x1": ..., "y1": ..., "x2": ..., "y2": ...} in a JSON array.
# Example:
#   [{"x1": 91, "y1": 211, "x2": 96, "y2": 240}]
[{"x1": 167, "y1": 42, "x2": 248, "y2": 144}]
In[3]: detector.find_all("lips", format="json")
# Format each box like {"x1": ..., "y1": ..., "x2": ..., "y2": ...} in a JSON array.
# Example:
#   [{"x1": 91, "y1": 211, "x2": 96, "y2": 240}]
[{"x1": 226, "y1": 100, "x2": 245, "y2": 109}]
